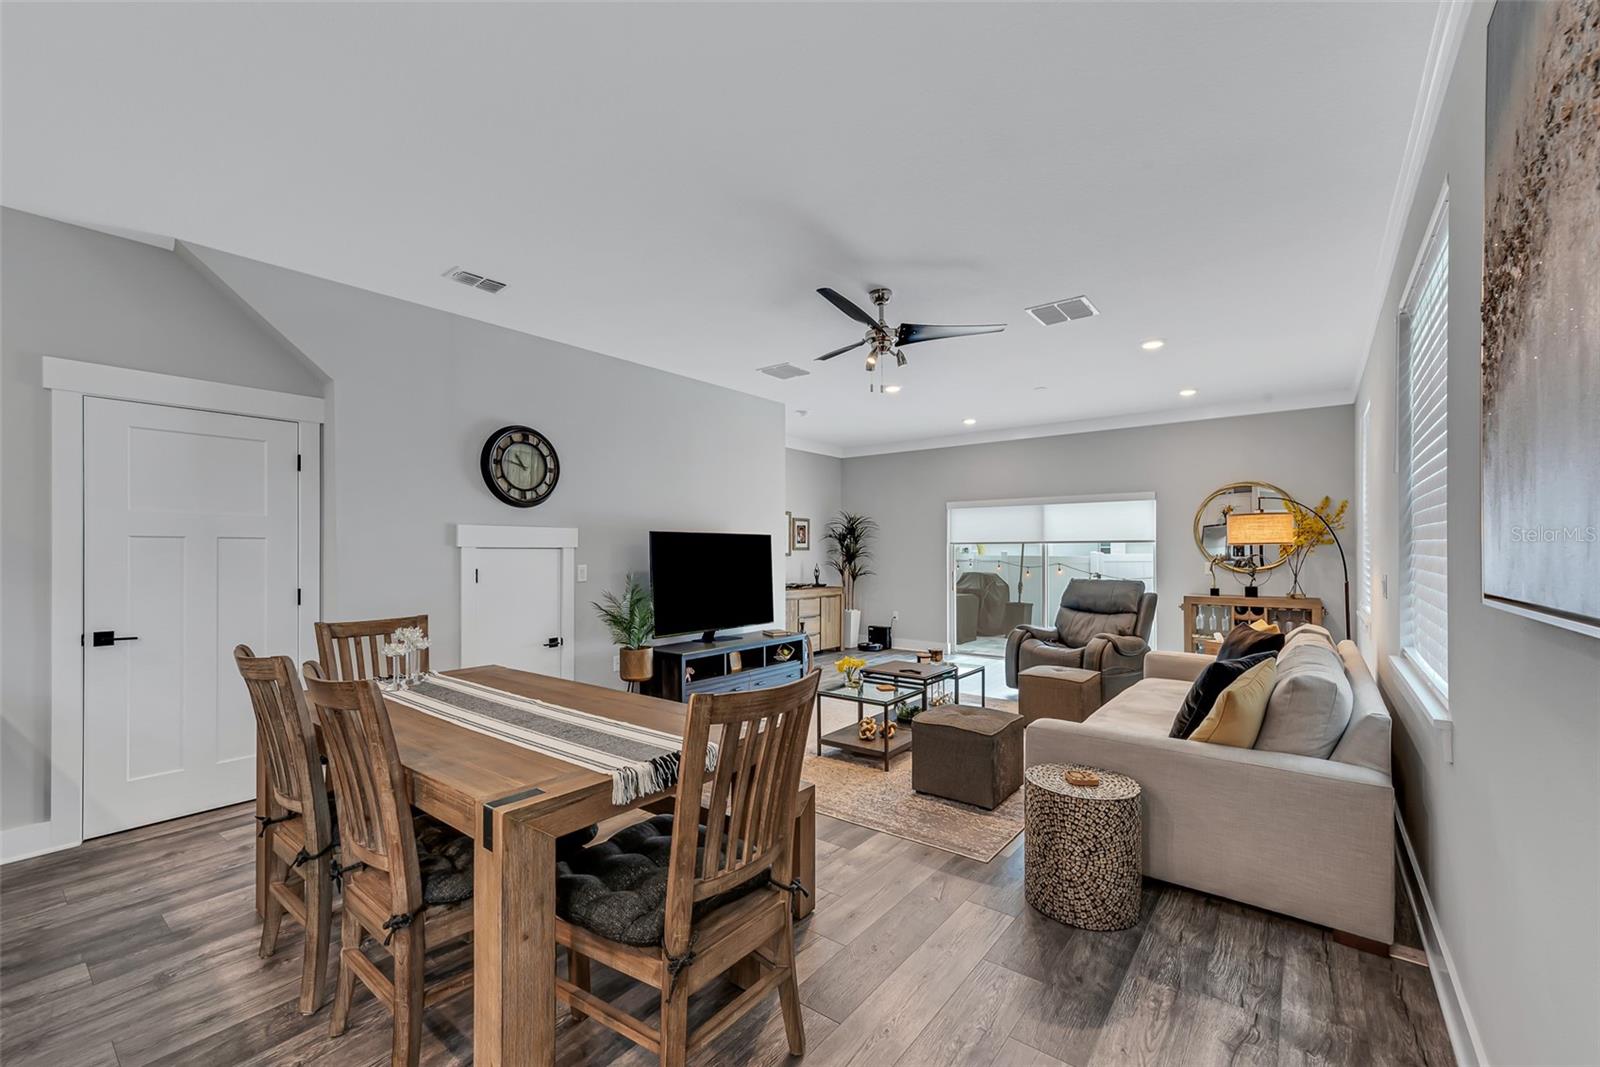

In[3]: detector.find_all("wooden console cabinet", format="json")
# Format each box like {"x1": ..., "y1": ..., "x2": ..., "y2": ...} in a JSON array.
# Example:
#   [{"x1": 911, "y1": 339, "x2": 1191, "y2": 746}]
[
  {"x1": 784, "y1": 585, "x2": 843, "y2": 652},
  {"x1": 1181, "y1": 594, "x2": 1324, "y2": 654}
]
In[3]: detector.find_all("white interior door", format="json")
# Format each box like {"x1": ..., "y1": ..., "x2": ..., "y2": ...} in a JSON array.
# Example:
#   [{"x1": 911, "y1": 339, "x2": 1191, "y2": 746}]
[
  {"x1": 82, "y1": 397, "x2": 300, "y2": 838},
  {"x1": 461, "y1": 547, "x2": 565, "y2": 676}
]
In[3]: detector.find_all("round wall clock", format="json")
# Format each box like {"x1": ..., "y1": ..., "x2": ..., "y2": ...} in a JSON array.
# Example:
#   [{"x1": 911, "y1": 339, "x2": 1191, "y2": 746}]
[{"x1": 480, "y1": 425, "x2": 559, "y2": 507}]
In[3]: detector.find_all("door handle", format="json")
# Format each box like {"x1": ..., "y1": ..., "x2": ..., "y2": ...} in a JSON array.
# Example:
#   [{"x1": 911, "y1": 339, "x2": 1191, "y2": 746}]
[
  {"x1": 91, "y1": 631, "x2": 139, "y2": 647},
  {"x1": 545, "y1": 637, "x2": 564, "y2": 648}
]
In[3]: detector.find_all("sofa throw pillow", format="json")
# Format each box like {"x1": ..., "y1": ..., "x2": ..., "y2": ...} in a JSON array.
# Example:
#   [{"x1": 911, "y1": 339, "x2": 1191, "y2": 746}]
[
  {"x1": 1254, "y1": 639, "x2": 1354, "y2": 759},
  {"x1": 1169, "y1": 651, "x2": 1277, "y2": 739},
  {"x1": 1215, "y1": 621, "x2": 1285, "y2": 661},
  {"x1": 1189, "y1": 657, "x2": 1277, "y2": 748},
  {"x1": 1281, "y1": 623, "x2": 1336, "y2": 652},
  {"x1": 1248, "y1": 619, "x2": 1281, "y2": 634}
]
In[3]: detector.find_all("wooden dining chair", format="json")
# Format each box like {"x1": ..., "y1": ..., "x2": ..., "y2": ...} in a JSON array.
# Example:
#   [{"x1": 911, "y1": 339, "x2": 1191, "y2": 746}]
[
  {"x1": 234, "y1": 645, "x2": 335, "y2": 1015},
  {"x1": 302, "y1": 663, "x2": 473, "y2": 1067},
  {"x1": 314, "y1": 615, "x2": 429, "y2": 682},
  {"x1": 556, "y1": 668, "x2": 821, "y2": 1067}
]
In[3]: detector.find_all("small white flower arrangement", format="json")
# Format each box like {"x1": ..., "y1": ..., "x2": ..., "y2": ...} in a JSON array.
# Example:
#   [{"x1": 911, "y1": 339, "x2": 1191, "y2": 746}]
[
  {"x1": 393, "y1": 626, "x2": 429, "y2": 651},
  {"x1": 387, "y1": 626, "x2": 429, "y2": 687}
]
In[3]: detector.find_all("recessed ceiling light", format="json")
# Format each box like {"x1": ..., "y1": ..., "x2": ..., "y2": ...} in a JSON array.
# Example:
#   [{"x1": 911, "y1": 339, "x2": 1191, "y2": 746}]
[
  {"x1": 1178, "y1": 388, "x2": 1198, "y2": 397},
  {"x1": 883, "y1": 384, "x2": 902, "y2": 394},
  {"x1": 1141, "y1": 339, "x2": 1166, "y2": 351},
  {"x1": 963, "y1": 417, "x2": 977, "y2": 426}
]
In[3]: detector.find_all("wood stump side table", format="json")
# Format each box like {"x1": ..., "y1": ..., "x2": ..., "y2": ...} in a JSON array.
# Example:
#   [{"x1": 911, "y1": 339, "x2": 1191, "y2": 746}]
[{"x1": 1023, "y1": 764, "x2": 1143, "y2": 930}]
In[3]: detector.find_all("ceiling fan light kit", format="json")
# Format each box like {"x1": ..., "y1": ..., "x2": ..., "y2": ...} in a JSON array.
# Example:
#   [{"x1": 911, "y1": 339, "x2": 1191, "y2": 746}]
[{"x1": 813, "y1": 285, "x2": 1006, "y2": 388}]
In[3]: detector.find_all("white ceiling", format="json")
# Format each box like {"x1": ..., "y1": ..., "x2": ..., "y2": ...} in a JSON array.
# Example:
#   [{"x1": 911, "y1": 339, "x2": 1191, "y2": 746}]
[{"x1": 1, "y1": 2, "x2": 1440, "y2": 455}]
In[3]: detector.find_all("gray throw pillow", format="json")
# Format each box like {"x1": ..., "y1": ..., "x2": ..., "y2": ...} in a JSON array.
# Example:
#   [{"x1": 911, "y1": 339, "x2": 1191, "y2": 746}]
[{"x1": 1254, "y1": 640, "x2": 1352, "y2": 759}]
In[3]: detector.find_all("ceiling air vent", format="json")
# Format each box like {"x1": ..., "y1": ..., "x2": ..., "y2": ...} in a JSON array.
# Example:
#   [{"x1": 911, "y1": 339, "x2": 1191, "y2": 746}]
[
  {"x1": 758, "y1": 362, "x2": 810, "y2": 380},
  {"x1": 442, "y1": 266, "x2": 507, "y2": 293},
  {"x1": 1026, "y1": 295, "x2": 1098, "y2": 326}
]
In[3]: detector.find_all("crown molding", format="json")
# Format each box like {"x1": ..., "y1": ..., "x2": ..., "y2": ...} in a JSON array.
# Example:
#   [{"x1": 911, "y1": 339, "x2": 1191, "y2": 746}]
[
  {"x1": 784, "y1": 435, "x2": 844, "y2": 459},
  {"x1": 1354, "y1": 0, "x2": 1474, "y2": 391},
  {"x1": 827, "y1": 389, "x2": 1353, "y2": 459}
]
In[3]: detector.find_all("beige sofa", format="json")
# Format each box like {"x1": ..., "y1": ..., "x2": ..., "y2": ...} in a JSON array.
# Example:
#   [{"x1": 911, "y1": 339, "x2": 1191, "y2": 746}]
[{"x1": 1023, "y1": 640, "x2": 1395, "y2": 943}]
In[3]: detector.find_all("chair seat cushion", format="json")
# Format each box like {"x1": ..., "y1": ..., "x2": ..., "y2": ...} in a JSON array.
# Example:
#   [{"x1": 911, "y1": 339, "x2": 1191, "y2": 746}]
[
  {"x1": 413, "y1": 814, "x2": 474, "y2": 906},
  {"x1": 554, "y1": 814, "x2": 763, "y2": 947}
]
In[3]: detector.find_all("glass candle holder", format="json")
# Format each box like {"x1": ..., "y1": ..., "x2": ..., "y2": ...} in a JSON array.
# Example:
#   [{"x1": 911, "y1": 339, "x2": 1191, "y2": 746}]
[{"x1": 385, "y1": 652, "x2": 406, "y2": 690}]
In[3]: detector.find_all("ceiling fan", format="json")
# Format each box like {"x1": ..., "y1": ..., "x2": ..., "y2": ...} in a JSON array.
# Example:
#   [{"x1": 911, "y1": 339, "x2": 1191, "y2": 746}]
[{"x1": 814, "y1": 287, "x2": 1005, "y2": 372}]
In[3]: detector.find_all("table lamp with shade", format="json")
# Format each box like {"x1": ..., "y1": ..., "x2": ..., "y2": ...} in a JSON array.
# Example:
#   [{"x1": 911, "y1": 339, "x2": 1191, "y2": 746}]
[{"x1": 1226, "y1": 497, "x2": 1350, "y2": 639}]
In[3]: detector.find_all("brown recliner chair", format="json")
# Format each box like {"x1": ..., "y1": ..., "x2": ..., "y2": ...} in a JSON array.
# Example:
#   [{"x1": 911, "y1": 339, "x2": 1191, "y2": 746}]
[{"x1": 1004, "y1": 579, "x2": 1157, "y2": 699}]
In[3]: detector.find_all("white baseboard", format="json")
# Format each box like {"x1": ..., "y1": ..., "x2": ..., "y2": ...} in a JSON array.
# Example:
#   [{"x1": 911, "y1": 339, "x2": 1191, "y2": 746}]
[
  {"x1": 0, "y1": 820, "x2": 73, "y2": 864},
  {"x1": 1395, "y1": 812, "x2": 1488, "y2": 1066},
  {"x1": 889, "y1": 635, "x2": 947, "y2": 654}
]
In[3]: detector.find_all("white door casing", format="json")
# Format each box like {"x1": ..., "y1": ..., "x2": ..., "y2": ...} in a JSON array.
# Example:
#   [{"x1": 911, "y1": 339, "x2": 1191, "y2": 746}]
[
  {"x1": 82, "y1": 398, "x2": 300, "y2": 838},
  {"x1": 461, "y1": 548, "x2": 565, "y2": 677}
]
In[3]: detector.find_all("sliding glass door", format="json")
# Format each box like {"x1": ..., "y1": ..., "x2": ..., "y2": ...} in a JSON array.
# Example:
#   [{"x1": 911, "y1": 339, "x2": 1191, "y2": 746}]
[{"x1": 948, "y1": 498, "x2": 1156, "y2": 656}]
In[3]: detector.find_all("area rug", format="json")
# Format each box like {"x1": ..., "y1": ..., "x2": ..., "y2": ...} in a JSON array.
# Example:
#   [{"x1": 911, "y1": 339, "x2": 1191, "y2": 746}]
[{"x1": 802, "y1": 743, "x2": 1024, "y2": 862}]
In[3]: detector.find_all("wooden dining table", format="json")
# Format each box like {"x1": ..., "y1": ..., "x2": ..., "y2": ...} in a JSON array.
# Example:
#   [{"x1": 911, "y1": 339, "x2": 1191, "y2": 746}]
[{"x1": 255, "y1": 664, "x2": 816, "y2": 1066}]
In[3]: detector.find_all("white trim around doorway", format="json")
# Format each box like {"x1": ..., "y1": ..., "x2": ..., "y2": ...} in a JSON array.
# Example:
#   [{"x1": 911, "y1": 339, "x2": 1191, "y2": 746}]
[{"x1": 6, "y1": 358, "x2": 326, "y2": 863}]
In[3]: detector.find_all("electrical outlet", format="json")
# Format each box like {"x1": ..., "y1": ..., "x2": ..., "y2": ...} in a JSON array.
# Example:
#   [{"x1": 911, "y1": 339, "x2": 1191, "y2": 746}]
[
  {"x1": 577, "y1": 564, "x2": 589, "y2": 582},
  {"x1": 612, "y1": 652, "x2": 620, "y2": 671}
]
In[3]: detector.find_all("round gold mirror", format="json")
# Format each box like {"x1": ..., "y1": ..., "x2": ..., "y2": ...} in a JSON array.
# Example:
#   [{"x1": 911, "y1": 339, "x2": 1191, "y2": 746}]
[{"x1": 1193, "y1": 481, "x2": 1293, "y2": 575}]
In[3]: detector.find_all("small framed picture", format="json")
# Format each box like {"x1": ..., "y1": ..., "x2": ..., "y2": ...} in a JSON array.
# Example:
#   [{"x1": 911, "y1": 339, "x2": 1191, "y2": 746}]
[
  {"x1": 789, "y1": 515, "x2": 811, "y2": 553},
  {"x1": 785, "y1": 511, "x2": 793, "y2": 556}
]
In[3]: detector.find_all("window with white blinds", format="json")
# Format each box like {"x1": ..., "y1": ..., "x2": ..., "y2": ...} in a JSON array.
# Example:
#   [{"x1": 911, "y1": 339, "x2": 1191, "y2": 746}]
[
  {"x1": 1398, "y1": 202, "x2": 1449, "y2": 696},
  {"x1": 1359, "y1": 401, "x2": 1373, "y2": 623}
]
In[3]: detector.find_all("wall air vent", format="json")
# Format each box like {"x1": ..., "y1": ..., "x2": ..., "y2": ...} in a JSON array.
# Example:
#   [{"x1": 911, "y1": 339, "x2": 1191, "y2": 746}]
[
  {"x1": 442, "y1": 266, "x2": 507, "y2": 293},
  {"x1": 758, "y1": 362, "x2": 810, "y2": 380},
  {"x1": 1026, "y1": 295, "x2": 1099, "y2": 326}
]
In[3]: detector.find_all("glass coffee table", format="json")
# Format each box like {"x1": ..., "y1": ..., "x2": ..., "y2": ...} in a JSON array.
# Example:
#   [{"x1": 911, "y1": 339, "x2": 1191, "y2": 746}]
[
  {"x1": 815, "y1": 678, "x2": 926, "y2": 772},
  {"x1": 861, "y1": 660, "x2": 988, "y2": 712}
]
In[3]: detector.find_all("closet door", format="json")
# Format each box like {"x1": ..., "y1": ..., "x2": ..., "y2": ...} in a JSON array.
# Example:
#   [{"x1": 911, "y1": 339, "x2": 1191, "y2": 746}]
[{"x1": 461, "y1": 547, "x2": 566, "y2": 677}]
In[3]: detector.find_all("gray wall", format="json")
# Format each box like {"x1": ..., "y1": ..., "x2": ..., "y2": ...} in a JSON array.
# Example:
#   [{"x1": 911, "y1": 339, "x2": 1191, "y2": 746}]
[
  {"x1": 189, "y1": 246, "x2": 787, "y2": 685},
  {"x1": 0, "y1": 209, "x2": 326, "y2": 829},
  {"x1": 1355, "y1": 5, "x2": 1600, "y2": 1061},
  {"x1": 784, "y1": 448, "x2": 842, "y2": 585},
  {"x1": 839, "y1": 405, "x2": 1355, "y2": 649}
]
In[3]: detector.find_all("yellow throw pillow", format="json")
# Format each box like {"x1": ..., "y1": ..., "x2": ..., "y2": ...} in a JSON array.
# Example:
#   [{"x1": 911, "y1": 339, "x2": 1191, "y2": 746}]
[
  {"x1": 1248, "y1": 619, "x2": 1281, "y2": 634},
  {"x1": 1189, "y1": 657, "x2": 1277, "y2": 748}
]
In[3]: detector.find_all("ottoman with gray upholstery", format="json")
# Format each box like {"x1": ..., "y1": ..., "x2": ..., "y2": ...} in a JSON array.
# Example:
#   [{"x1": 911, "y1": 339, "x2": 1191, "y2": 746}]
[
  {"x1": 911, "y1": 705, "x2": 1024, "y2": 810},
  {"x1": 1018, "y1": 665, "x2": 1102, "y2": 724}
]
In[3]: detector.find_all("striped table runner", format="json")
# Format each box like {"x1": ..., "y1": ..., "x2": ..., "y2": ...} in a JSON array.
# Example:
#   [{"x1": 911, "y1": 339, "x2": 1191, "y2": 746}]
[{"x1": 386, "y1": 673, "x2": 715, "y2": 804}]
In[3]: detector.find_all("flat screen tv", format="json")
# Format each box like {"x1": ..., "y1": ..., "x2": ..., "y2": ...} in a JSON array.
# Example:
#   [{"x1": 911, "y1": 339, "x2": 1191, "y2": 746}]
[{"x1": 649, "y1": 531, "x2": 774, "y2": 641}]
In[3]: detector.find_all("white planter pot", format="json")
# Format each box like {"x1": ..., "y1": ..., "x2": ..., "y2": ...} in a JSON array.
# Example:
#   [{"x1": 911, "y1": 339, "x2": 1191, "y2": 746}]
[{"x1": 843, "y1": 608, "x2": 862, "y2": 649}]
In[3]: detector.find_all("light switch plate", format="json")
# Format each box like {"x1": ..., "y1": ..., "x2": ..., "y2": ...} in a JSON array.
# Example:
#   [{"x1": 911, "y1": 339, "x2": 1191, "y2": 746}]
[{"x1": 577, "y1": 564, "x2": 589, "y2": 582}]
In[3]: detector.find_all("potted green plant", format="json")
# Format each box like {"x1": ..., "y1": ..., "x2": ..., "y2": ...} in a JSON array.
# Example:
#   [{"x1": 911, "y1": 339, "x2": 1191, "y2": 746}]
[
  {"x1": 593, "y1": 575, "x2": 655, "y2": 684},
  {"x1": 824, "y1": 511, "x2": 877, "y2": 649}
]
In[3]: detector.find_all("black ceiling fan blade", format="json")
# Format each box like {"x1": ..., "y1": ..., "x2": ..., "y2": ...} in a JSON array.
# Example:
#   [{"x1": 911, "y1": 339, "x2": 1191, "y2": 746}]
[
  {"x1": 815, "y1": 338, "x2": 867, "y2": 362},
  {"x1": 895, "y1": 322, "x2": 1007, "y2": 347},
  {"x1": 817, "y1": 287, "x2": 879, "y2": 328}
]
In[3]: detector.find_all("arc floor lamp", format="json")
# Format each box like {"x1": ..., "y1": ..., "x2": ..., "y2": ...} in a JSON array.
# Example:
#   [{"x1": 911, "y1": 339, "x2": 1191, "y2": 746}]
[{"x1": 1226, "y1": 495, "x2": 1350, "y2": 639}]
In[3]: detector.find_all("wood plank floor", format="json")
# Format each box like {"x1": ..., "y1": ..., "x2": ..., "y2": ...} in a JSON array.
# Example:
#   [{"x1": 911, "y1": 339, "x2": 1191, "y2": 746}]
[{"x1": 0, "y1": 803, "x2": 1453, "y2": 1067}]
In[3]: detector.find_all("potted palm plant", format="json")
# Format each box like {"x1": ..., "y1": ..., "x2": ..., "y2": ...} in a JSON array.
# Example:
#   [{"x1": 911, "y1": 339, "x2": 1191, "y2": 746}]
[
  {"x1": 593, "y1": 575, "x2": 655, "y2": 684},
  {"x1": 824, "y1": 511, "x2": 877, "y2": 649}
]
